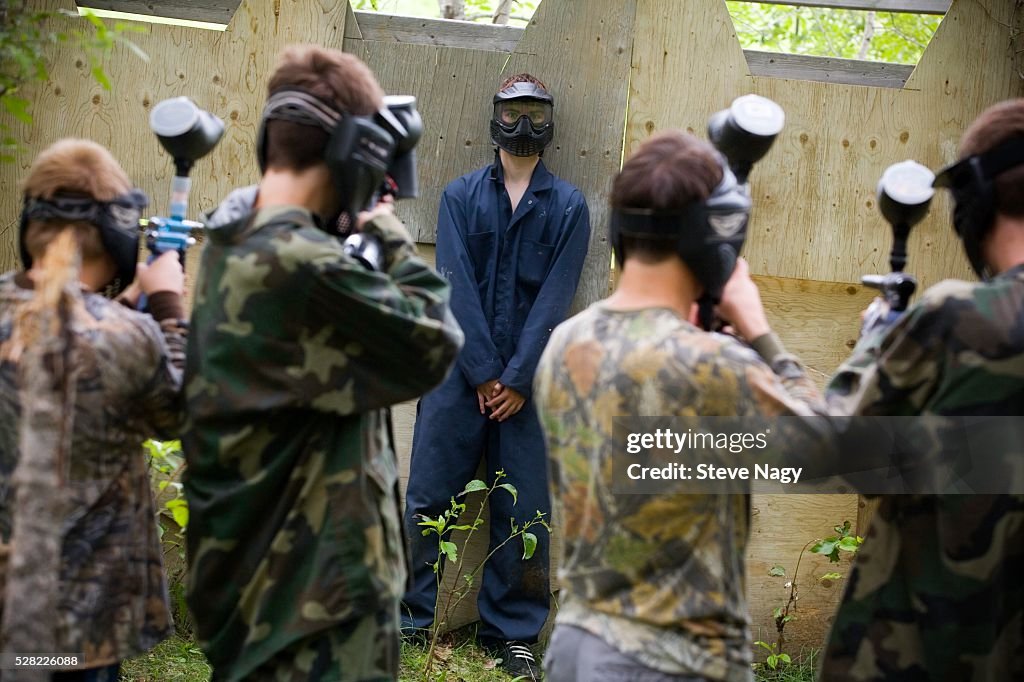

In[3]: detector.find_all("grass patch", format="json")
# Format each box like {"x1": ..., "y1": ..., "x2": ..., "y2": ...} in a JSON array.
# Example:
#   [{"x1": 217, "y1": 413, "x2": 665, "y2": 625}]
[
  {"x1": 400, "y1": 627, "x2": 512, "y2": 681},
  {"x1": 120, "y1": 634, "x2": 211, "y2": 682},
  {"x1": 754, "y1": 647, "x2": 818, "y2": 682},
  {"x1": 120, "y1": 624, "x2": 816, "y2": 681}
]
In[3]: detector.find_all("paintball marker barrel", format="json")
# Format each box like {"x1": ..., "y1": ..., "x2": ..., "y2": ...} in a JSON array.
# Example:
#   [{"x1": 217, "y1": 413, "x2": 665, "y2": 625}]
[
  {"x1": 708, "y1": 94, "x2": 786, "y2": 185},
  {"x1": 860, "y1": 160, "x2": 935, "y2": 328}
]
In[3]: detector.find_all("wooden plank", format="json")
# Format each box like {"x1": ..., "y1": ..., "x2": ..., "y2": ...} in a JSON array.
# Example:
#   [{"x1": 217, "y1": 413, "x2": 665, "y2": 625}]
[
  {"x1": 352, "y1": 10, "x2": 522, "y2": 52},
  {"x1": 735, "y1": 0, "x2": 949, "y2": 13},
  {"x1": 500, "y1": 0, "x2": 635, "y2": 313},
  {"x1": 753, "y1": 274, "x2": 876, "y2": 385},
  {"x1": 77, "y1": 0, "x2": 241, "y2": 24},
  {"x1": 745, "y1": 50, "x2": 914, "y2": 89}
]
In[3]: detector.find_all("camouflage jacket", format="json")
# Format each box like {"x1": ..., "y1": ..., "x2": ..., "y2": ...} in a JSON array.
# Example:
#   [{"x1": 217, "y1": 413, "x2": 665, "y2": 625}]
[
  {"x1": 182, "y1": 205, "x2": 462, "y2": 681},
  {"x1": 0, "y1": 272, "x2": 186, "y2": 667},
  {"x1": 534, "y1": 303, "x2": 823, "y2": 681},
  {"x1": 821, "y1": 264, "x2": 1024, "y2": 681}
]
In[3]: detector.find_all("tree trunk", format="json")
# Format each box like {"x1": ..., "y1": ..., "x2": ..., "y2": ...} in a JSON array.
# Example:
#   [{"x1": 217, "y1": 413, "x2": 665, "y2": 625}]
[
  {"x1": 858, "y1": 11, "x2": 876, "y2": 61},
  {"x1": 439, "y1": 0, "x2": 465, "y2": 20},
  {"x1": 492, "y1": 0, "x2": 513, "y2": 25}
]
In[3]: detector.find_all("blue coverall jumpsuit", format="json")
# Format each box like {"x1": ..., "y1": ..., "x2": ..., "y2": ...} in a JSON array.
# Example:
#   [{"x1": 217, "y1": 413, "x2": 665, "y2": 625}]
[{"x1": 403, "y1": 158, "x2": 590, "y2": 643}]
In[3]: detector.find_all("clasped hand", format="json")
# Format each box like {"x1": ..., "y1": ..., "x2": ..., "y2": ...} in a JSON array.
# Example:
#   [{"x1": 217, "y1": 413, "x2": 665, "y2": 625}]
[{"x1": 476, "y1": 379, "x2": 525, "y2": 422}]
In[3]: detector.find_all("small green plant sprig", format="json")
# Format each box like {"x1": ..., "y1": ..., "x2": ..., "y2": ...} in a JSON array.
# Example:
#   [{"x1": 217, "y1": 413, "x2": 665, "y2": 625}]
[
  {"x1": 754, "y1": 639, "x2": 791, "y2": 671},
  {"x1": 415, "y1": 470, "x2": 549, "y2": 680},
  {"x1": 764, "y1": 520, "x2": 863, "y2": 662},
  {"x1": 144, "y1": 439, "x2": 188, "y2": 536}
]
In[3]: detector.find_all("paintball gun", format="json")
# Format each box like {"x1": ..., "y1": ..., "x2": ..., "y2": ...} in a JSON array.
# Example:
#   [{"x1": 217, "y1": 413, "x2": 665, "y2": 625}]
[
  {"x1": 143, "y1": 97, "x2": 224, "y2": 288},
  {"x1": 860, "y1": 160, "x2": 935, "y2": 334},
  {"x1": 699, "y1": 94, "x2": 785, "y2": 331},
  {"x1": 341, "y1": 95, "x2": 423, "y2": 270}
]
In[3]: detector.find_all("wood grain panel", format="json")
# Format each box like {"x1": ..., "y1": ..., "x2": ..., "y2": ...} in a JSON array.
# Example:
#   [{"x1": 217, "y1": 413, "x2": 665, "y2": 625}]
[
  {"x1": 754, "y1": 273, "x2": 877, "y2": 385},
  {"x1": 352, "y1": 10, "x2": 522, "y2": 52},
  {"x1": 352, "y1": 11, "x2": 925, "y2": 89},
  {"x1": 630, "y1": 0, "x2": 1023, "y2": 295},
  {"x1": 747, "y1": 494, "x2": 860, "y2": 654},
  {"x1": 745, "y1": 50, "x2": 914, "y2": 88}
]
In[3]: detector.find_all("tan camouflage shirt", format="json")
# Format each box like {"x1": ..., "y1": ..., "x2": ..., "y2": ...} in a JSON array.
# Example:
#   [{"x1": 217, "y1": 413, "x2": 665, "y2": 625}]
[
  {"x1": 0, "y1": 272, "x2": 186, "y2": 666},
  {"x1": 534, "y1": 303, "x2": 823, "y2": 681}
]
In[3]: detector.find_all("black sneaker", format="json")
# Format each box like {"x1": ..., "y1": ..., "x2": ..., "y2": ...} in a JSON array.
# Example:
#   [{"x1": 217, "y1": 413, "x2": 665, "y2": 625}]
[{"x1": 492, "y1": 640, "x2": 540, "y2": 680}]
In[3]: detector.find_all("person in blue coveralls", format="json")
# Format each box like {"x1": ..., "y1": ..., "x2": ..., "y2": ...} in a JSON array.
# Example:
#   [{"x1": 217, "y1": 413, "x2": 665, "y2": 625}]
[{"x1": 402, "y1": 73, "x2": 591, "y2": 680}]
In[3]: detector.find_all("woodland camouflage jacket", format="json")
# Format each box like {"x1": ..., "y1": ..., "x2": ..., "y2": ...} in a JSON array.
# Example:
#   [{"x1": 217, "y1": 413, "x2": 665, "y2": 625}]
[
  {"x1": 0, "y1": 273, "x2": 186, "y2": 667},
  {"x1": 182, "y1": 205, "x2": 462, "y2": 681},
  {"x1": 534, "y1": 303, "x2": 825, "y2": 681},
  {"x1": 821, "y1": 264, "x2": 1024, "y2": 681}
]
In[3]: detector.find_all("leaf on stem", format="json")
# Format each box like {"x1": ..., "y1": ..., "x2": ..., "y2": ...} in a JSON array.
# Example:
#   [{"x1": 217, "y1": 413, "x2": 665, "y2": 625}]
[
  {"x1": 498, "y1": 482, "x2": 518, "y2": 504},
  {"x1": 522, "y1": 532, "x2": 537, "y2": 560},
  {"x1": 460, "y1": 479, "x2": 487, "y2": 496}
]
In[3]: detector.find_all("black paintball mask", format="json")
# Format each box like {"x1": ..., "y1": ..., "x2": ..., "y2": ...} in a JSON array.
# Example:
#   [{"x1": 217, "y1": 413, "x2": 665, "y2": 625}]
[
  {"x1": 610, "y1": 156, "x2": 752, "y2": 328},
  {"x1": 19, "y1": 188, "x2": 149, "y2": 297},
  {"x1": 933, "y1": 136, "x2": 1024, "y2": 280},
  {"x1": 490, "y1": 82, "x2": 554, "y2": 157},
  {"x1": 256, "y1": 88, "x2": 417, "y2": 232},
  {"x1": 610, "y1": 94, "x2": 785, "y2": 330}
]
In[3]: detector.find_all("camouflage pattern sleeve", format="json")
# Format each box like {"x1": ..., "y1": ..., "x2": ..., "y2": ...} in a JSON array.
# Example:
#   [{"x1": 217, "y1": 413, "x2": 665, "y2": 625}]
[
  {"x1": 131, "y1": 307, "x2": 188, "y2": 441},
  {"x1": 304, "y1": 212, "x2": 464, "y2": 410},
  {"x1": 747, "y1": 330, "x2": 825, "y2": 412},
  {"x1": 826, "y1": 289, "x2": 947, "y2": 416}
]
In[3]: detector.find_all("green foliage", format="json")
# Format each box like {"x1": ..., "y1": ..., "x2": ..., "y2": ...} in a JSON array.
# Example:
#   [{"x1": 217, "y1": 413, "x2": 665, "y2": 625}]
[
  {"x1": 414, "y1": 470, "x2": 549, "y2": 680},
  {"x1": 144, "y1": 439, "x2": 189, "y2": 537},
  {"x1": 462, "y1": 0, "x2": 539, "y2": 25},
  {"x1": 753, "y1": 647, "x2": 819, "y2": 682},
  {"x1": 0, "y1": 3, "x2": 147, "y2": 160},
  {"x1": 809, "y1": 520, "x2": 864, "y2": 563},
  {"x1": 755, "y1": 640, "x2": 792, "y2": 671},
  {"x1": 350, "y1": 0, "x2": 538, "y2": 26},
  {"x1": 725, "y1": 2, "x2": 941, "y2": 64},
  {"x1": 764, "y1": 520, "x2": 863, "y2": 659}
]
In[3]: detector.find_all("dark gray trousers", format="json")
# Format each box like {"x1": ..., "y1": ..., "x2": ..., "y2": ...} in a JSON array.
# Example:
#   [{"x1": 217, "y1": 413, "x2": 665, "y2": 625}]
[{"x1": 544, "y1": 624, "x2": 710, "y2": 682}]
